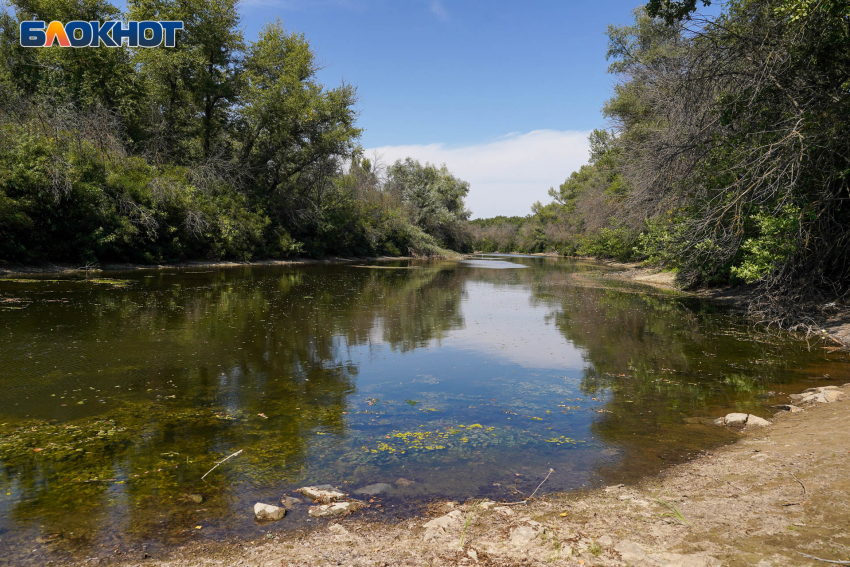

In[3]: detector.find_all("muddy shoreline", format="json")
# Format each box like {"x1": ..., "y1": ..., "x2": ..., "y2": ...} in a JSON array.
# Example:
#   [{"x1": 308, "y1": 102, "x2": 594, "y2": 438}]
[{"x1": 80, "y1": 384, "x2": 848, "y2": 567}]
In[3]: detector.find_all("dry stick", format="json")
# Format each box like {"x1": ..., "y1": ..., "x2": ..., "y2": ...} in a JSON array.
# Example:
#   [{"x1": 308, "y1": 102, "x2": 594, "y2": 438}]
[
  {"x1": 528, "y1": 468, "x2": 555, "y2": 500},
  {"x1": 201, "y1": 449, "x2": 243, "y2": 480},
  {"x1": 503, "y1": 468, "x2": 555, "y2": 506},
  {"x1": 796, "y1": 551, "x2": 850, "y2": 565},
  {"x1": 783, "y1": 472, "x2": 808, "y2": 506}
]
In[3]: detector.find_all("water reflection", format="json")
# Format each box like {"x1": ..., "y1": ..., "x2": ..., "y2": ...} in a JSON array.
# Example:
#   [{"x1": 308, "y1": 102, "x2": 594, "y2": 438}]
[{"x1": 0, "y1": 258, "x2": 847, "y2": 563}]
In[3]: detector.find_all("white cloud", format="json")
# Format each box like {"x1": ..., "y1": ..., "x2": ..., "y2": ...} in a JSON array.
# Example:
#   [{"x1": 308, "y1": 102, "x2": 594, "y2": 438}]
[{"x1": 366, "y1": 130, "x2": 591, "y2": 219}]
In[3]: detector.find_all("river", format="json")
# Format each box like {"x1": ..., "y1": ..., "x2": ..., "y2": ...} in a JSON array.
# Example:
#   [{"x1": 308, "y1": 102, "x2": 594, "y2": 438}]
[{"x1": 0, "y1": 255, "x2": 846, "y2": 564}]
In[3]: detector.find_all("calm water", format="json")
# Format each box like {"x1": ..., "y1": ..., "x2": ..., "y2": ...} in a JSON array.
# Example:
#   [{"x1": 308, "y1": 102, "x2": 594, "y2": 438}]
[{"x1": 0, "y1": 256, "x2": 847, "y2": 563}]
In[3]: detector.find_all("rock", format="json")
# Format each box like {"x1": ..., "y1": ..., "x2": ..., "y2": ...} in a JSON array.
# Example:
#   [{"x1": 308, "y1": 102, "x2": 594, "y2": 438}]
[
  {"x1": 821, "y1": 390, "x2": 845, "y2": 403},
  {"x1": 327, "y1": 524, "x2": 350, "y2": 536},
  {"x1": 280, "y1": 496, "x2": 303, "y2": 507},
  {"x1": 746, "y1": 414, "x2": 771, "y2": 427},
  {"x1": 509, "y1": 525, "x2": 538, "y2": 547},
  {"x1": 308, "y1": 501, "x2": 363, "y2": 518},
  {"x1": 713, "y1": 417, "x2": 724, "y2": 426},
  {"x1": 724, "y1": 413, "x2": 749, "y2": 426},
  {"x1": 597, "y1": 535, "x2": 615, "y2": 548},
  {"x1": 395, "y1": 478, "x2": 415, "y2": 487},
  {"x1": 254, "y1": 502, "x2": 286, "y2": 521},
  {"x1": 655, "y1": 553, "x2": 722, "y2": 567},
  {"x1": 604, "y1": 484, "x2": 625, "y2": 492},
  {"x1": 467, "y1": 548, "x2": 478, "y2": 562},
  {"x1": 353, "y1": 483, "x2": 392, "y2": 496},
  {"x1": 297, "y1": 485, "x2": 346, "y2": 503},
  {"x1": 493, "y1": 506, "x2": 515, "y2": 516},
  {"x1": 478, "y1": 500, "x2": 496, "y2": 510},
  {"x1": 683, "y1": 417, "x2": 719, "y2": 425},
  {"x1": 792, "y1": 387, "x2": 846, "y2": 405},
  {"x1": 187, "y1": 493, "x2": 204, "y2": 504},
  {"x1": 423, "y1": 510, "x2": 463, "y2": 530},
  {"x1": 613, "y1": 540, "x2": 720, "y2": 566},
  {"x1": 773, "y1": 404, "x2": 803, "y2": 413}
]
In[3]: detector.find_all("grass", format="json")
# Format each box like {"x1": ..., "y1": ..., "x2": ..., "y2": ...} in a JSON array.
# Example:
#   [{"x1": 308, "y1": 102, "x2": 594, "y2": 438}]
[{"x1": 655, "y1": 492, "x2": 692, "y2": 527}]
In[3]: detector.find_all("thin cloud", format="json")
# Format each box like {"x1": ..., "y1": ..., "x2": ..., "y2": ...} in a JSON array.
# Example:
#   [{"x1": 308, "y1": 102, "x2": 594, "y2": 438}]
[
  {"x1": 366, "y1": 130, "x2": 591, "y2": 219},
  {"x1": 430, "y1": 0, "x2": 448, "y2": 20}
]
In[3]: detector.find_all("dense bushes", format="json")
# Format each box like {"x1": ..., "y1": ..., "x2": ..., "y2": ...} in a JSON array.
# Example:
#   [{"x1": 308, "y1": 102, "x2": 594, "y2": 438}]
[{"x1": 0, "y1": 0, "x2": 471, "y2": 264}]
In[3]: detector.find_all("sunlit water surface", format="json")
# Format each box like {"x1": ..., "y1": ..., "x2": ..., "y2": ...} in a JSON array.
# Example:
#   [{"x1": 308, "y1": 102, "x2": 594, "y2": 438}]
[{"x1": 0, "y1": 256, "x2": 847, "y2": 563}]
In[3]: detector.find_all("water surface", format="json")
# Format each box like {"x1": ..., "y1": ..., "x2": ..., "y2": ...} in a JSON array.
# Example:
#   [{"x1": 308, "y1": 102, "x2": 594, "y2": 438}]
[{"x1": 0, "y1": 257, "x2": 846, "y2": 563}]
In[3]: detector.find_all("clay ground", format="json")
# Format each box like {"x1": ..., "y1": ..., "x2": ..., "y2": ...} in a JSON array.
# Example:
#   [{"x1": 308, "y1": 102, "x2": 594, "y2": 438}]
[{"x1": 101, "y1": 384, "x2": 850, "y2": 567}]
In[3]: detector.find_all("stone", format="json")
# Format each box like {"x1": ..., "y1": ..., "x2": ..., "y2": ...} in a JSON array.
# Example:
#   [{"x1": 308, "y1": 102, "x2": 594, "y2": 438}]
[
  {"x1": 395, "y1": 478, "x2": 415, "y2": 487},
  {"x1": 187, "y1": 493, "x2": 204, "y2": 504},
  {"x1": 423, "y1": 510, "x2": 463, "y2": 530},
  {"x1": 724, "y1": 413, "x2": 749, "y2": 426},
  {"x1": 308, "y1": 501, "x2": 363, "y2": 518},
  {"x1": 746, "y1": 415, "x2": 771, "y2": 427},
  {"x1": 713, "y1": 417, "x2": 724, "y2": 426},
  {"x1": 280, "y1": 496, "x2": 303, "y2": 508},
  {"x1": 254, "y1": 503, "x2": 286, "y2": 521},
  {"x1": 327, "y1": 524, "x2": 350, "y2": 536},
  {"x1": 773, "y1": 404, "x2": 803, "y2": 413},
  {"x1": 509, "y1": 525, "x2": 538, "y2": 547},
  {"x1": 353, "y1": 483, "x2": 392, "y2": 496},
  {"x1": 821, "y1": 390, "x2": 845, "y2": 403},
  {"x1": 478, "y1": 500, "x2": 496, "y2": 510},
  {"x1": 613, "y1": 540, "x2": 720, "y2": 566},
  {"x1": 597, "y1": 535, "x2": 615, "y2": 547},
  {"x1": 493, "y1": 506, "x2": 515, "y2": 516},
  {"x1": 656, "y1": 553, "x2": 722, "y2": 567},
  {"x1": 467, "y1": 548, "x2": 478, "y2": 562},
  {"x1": 604, "y1": 484, "x2": 625, "y2": 492},
  {"x1": 297, "y1": 485, "x2": 346, "y2": 503}
]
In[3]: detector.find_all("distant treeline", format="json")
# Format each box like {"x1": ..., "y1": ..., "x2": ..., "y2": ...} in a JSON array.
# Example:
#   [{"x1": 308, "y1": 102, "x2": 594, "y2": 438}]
[
  {"x1": 470, "y1": 0, "x2": 850, "y2": 323},
  {"x1": 0, "y1": 0, "x2": 472, "y2": 264}
]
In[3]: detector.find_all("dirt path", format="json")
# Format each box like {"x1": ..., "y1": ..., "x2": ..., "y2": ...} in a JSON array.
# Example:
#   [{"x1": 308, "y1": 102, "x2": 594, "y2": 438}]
[{"x1": 100, "y1": 385, "x2": 850, "y2": 567}]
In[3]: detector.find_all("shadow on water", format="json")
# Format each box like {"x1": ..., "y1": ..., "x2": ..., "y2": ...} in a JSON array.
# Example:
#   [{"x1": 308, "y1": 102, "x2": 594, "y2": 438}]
[{"x1": 0, "y1": 257, "x2": 847, "y2": 563}]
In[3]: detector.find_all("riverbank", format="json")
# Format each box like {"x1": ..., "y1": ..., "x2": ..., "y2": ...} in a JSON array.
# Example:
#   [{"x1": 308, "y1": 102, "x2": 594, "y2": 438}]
[
  {"x1": 98, "y1": 384, "x2": 850, "y2": 567},
  {"x1": 591, "y1": 261, "x2": 850, "y2": 349},
  {"x1": 0, "y1": 255, "x2": 462, "y2": 276}
]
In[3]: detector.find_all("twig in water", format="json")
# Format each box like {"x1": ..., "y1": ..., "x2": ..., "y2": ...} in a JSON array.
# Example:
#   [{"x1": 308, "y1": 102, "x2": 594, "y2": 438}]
[
  {"x1": 201, "y1": 449, "x2": 243, "y2": 480},
  {"x1": 783, "y1": 472, "x2": 808, "y2": 506},
  {"x1": 796, "y1": 551, "x2": 850, "y2": 564},
  {"x1": 528, "y1": 468, "x2": 555, "y2": 500}
]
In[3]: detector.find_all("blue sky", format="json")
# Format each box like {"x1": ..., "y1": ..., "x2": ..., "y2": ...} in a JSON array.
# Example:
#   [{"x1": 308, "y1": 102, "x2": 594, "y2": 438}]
[{"x1": 234, "y1": 1, "x2": 648, "y2": 217}]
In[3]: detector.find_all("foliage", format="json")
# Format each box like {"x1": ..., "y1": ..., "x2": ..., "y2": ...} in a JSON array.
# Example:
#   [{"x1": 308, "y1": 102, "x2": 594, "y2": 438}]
[
  {"x1": 472, "y1": 0, "x2": 850, "y2": 323},
  {"x1": 0, "y1": 0, "x2": 469, "y2": 264}
]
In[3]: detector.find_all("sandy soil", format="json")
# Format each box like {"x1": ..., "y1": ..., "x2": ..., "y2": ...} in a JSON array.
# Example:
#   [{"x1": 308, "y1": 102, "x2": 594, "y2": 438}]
[{"x1": 93, "y1": 385, "x2": 850, "y2": 567}]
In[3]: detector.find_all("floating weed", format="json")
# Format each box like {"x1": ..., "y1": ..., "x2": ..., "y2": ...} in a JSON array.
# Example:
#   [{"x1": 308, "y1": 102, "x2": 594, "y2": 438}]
[{"x1": 544, "y1": 436, "x2": 584, "y2": 446}]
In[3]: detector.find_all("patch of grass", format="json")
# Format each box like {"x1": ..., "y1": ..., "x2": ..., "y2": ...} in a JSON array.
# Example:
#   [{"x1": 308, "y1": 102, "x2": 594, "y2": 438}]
[{"x1": 655, "y1": 493, "x2": 691, "y2": 527}]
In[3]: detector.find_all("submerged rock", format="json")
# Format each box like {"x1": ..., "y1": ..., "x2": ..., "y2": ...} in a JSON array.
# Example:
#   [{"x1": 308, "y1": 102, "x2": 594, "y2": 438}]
[
  {"x1": 395, "y1": 477, "x2": 415, "y2": 487},
  {"x1": 254, "y1": 502, "x2": 286, "y2": 521},
  {"x1": 297, "y1": 485, "x2": 346, "y2": 503},
  {"x1": 353, "y1": 482, "x2": 392, "y2": 495},
  {"x1": 187, "y1": 493, "x2": 204, "y2": 504},
  {"x1": 280, "y1": 495, "x2": 304, "y2": 507},
  {"x1": 308, "y1": 501, "x2": 363, "y2": 518}
]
